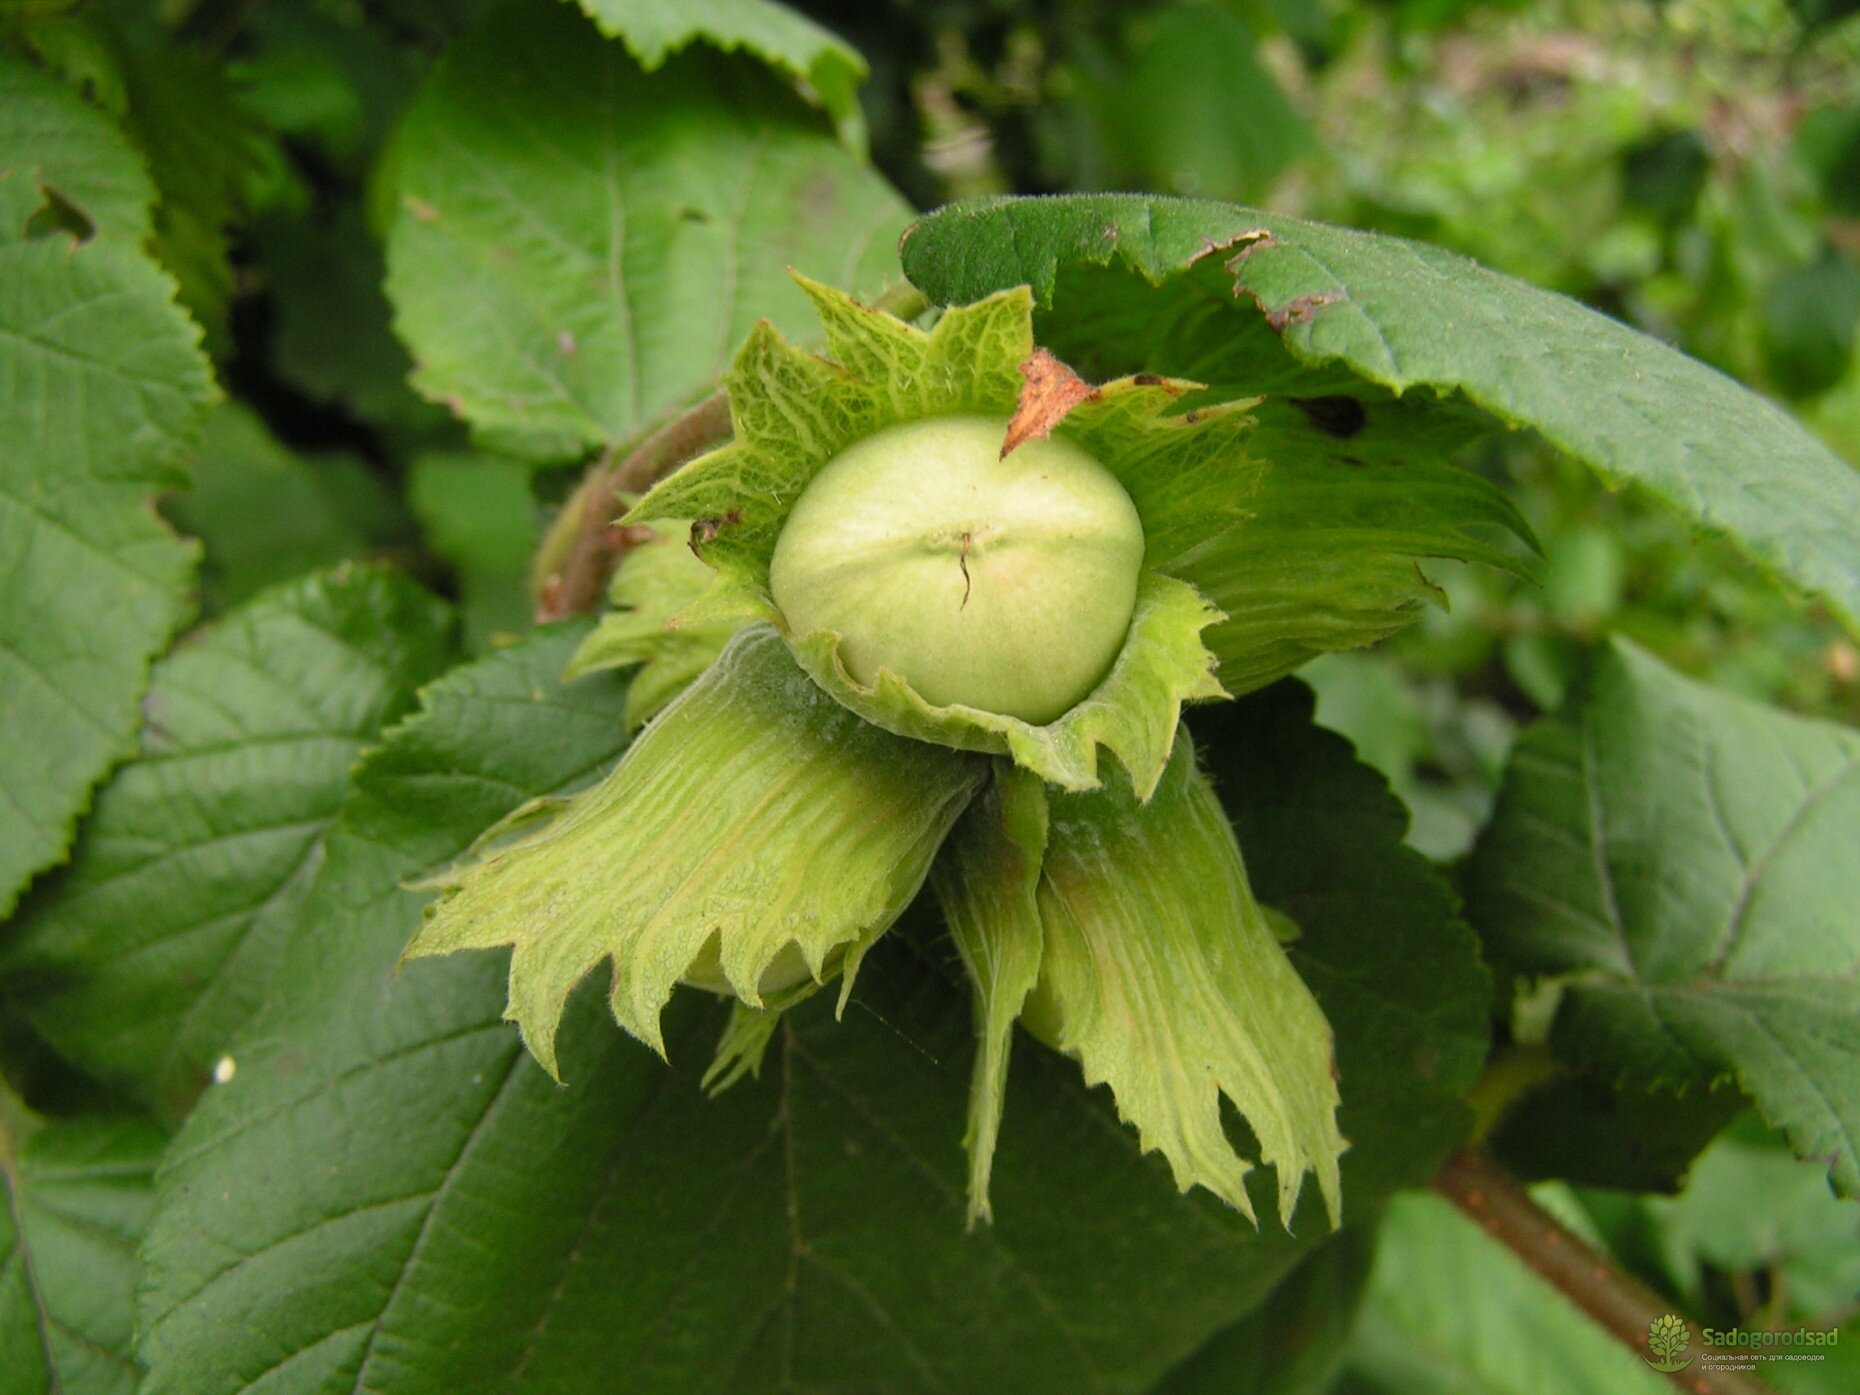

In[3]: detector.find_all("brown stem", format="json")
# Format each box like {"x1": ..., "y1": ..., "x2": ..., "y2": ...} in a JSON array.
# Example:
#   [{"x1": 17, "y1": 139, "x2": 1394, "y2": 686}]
[
  {"x1": 530, "y1": 283, "x2": 931, "y2": 624},
  {"x1": 1432, "y1": 1150, "x2": 1778, "y2": 1395},
  {"x1": 532, "y1": 393, "x2": 732, "y2": 623}
]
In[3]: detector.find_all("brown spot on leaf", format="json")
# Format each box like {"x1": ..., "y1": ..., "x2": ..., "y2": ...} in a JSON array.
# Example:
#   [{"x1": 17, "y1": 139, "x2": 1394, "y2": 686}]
[
  {"x1": 1002, "y1": 348, "x2": 1099, "y2": 457},
  {"x1": 1264, "y1": 293, "x2": 1337, "y2": 332},
  {"x1": 405, "y1": 196, "x2": 439, "y2": 223},
  {"x1": 689, "y1": 510, "x2": 742, "y2": 553},
  {"x1": 557, "y1": 330, "x2": 578, "y2": 357},
  {"x1": 1132, "y1": 372, "x2": 1164, "y2": 386},
  {"x1": 1192, "y1": 228, "x2": 1273, "y2": 267}
]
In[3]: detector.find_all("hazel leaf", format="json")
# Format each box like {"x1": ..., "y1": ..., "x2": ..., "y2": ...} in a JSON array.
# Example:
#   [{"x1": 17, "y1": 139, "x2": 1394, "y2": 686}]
[
  {"x1": 793, "y1": 568, "x2": 1225, "y2": 796},
  {"x1": 0, "y1": 54, "x2": 156, "y2": 242},
  {"x1": 406, "y1": 626, "x2": 986, "y2": 1071},
  {"x1": 903, "y1": 193, "x2": 1854, "y2": 638},
  {"x1": 383, "y1": 0, "x2": 909, "y2": 461},
  {"x1": 932, "y1": 760, "x2": 1050, "y2": 1225},
  {"x1": 1466, "y1": 639, "x2": 1860, "y2": 1195},
  {"x1": 0, "y1": 163, "x2": 214, "y2": 918},
  {"x1": 0, "y1": 566, "x2": 454, "y2": 1120},
  {"x1": 572, "y1": 0, "x2": 870, "y2": 147},
  {"x1": 1029, "y1": 738, "x2": 1346, "y2": 1228},
  {"x1": 562, "y1": 516, "x2": 751, "y2": 729},
  {"x1": 0, "y1": 1090, "x2": 164, "y2": 1395}
]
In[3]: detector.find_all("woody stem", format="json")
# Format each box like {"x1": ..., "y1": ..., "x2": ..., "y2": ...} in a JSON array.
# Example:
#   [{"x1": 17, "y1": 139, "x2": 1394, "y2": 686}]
[{"x1": 1431, "y1": 1149, "x2": 1776, "y2": 1395}]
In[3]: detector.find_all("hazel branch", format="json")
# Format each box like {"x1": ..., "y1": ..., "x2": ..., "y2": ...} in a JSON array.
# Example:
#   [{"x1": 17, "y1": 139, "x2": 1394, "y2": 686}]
[
  {"x1": 1431, "y1": 1149, "x2": 1777, "y2": 1395},
  {"x1": 532, "y1": 393, "x2": 732, "y2": 622}
]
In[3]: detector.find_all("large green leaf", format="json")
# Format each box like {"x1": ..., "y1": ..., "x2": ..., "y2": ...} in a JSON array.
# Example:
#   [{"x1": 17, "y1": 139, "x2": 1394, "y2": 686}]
[
  {"x1": 0, "y1": 568, "x2": 453, "y2": 1120},
  {"x1": 572, "y1": 0, "x2": 868, "y2": 146},
  {"x1": 1466, "y1": 640, "x2": 1860, "y2": 1195},
  {"x1": 0, "y1": 52, "x2": 153, "y2": 241},
  {"x1": 0, "y1": 147, "x2": 214, "y2": 916},
  {"x1": 138, "y1": 643, "x2": 1485, "y2": 1394},
  {"x1": 900, "y1": 194, "x2": 1860, "y2": 637},
  {"x1": 384, "y1": 0, "x2": 909, "y2": 462},
  {"x1": 0, "y1": 1090, "x2": 164, "y2": 1395},
  {"x1": 1342, "y1": 1191, "x2": 1669, "y2": 1395}
]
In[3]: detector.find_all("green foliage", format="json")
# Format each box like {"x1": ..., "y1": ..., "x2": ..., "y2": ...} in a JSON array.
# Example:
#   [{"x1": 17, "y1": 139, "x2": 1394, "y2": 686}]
[
  {"x1": 1644, "y1": 1115, "x2": 1860, "y2": 1320},
  {"x1": 137, "y1": 645, "x2": 1488, "y2": 1395},
  {"x1": 0, "y1": 568, "x2": 453, "y2": 1120},
  {"x1": 1467, "y1": 639, "x2": 1860, "y2": 1194},
  {"x1": 1, "y1": 2, "x2": 1854, "y2": 1390},
  {"x1": 0, "y1": 82, "x2": 214, "y2": 915},
  {"x1": 252, "y1": 204, "x2": 444, "y2": 433},
  {"x1": 406, "y1": 451, "x2": 538, "y2": 650},
  {"x1": 901, "y1": 193, "x2": 1860, "y2": 637},
  {"x1": 573, "y1": 0, "x2": 870, "y2": 145},
  {"x1": 114, "y1": 45, "x2": 276, "y2": 346},
  {"x1": 1087, "y1": 5, "x2": 1311, "y2": 202},
  {"x1": 0, "y1": 52, "x2": 153, "y2": 240},
  {"x1": 1761, "y1": 250, "x2": 1860, "y2": 398},
  {"x1": 1343, "y1": 1191, "x2": 1671, "y2": 1395},
  {"x1": 1152, "y1": 1227, "x2": 1379, "y2": 1395},
  {"x1": 0, "y1": 1091, "x2": 163, "y2": 1395},
  {"x1": 384, "y1": 0, "x2": 909, "y2": 461},
  {"x1": 408, "y1": 626, "x2": 985, "y2": 1069}
]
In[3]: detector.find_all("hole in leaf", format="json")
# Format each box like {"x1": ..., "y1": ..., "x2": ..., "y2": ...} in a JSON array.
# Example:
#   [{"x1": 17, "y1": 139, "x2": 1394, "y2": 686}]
[
  {"x1": 24, "y1": 184, "x2": 95, "y2": 243},
  {"x1": 1289, "y1": 395, "x2": 1368, "y2": 439}
]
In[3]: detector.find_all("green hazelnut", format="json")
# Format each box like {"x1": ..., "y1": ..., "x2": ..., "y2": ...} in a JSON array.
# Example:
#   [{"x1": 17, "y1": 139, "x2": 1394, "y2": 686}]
[{"x1": 768, "y1": 415, "x2": 1144, "y2": 725}]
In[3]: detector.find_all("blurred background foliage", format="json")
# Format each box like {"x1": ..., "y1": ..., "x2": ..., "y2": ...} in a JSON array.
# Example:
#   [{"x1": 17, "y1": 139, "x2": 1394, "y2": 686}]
[{"x1": 3, "y1": 0, "x2": 1856, "y2": 1389}]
